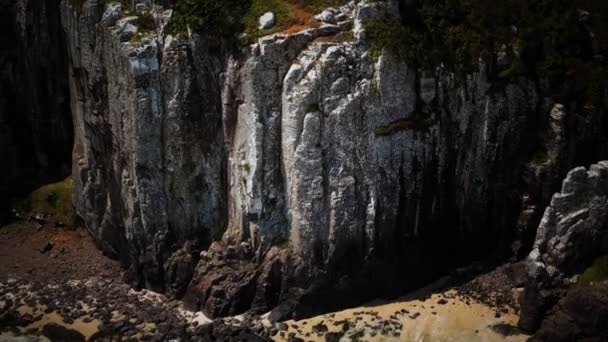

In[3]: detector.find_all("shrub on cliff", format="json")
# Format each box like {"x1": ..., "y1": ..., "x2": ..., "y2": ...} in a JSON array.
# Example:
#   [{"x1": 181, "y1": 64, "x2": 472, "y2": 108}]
[
  {"x1": 173, "y1": 0, "x2": 346, "y2": 38},
  {"x1": 173, "y1": 0, "x2": 249, "y2": 36},
  {"x1": 365, "y1": 0, "x2": 607, "y2": 107}
]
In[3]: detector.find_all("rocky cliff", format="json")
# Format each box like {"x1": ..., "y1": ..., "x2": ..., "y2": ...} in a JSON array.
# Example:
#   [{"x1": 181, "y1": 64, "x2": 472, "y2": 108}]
[
  {"x1": 56, "y1": 0, "x2": 608, "y2": 320},
  {"x1": 520, "y1": 161, "x2": 608, "y2": 332},
  {"x1": 0, "y1": 0, "x2": 73, "y2": 223}
]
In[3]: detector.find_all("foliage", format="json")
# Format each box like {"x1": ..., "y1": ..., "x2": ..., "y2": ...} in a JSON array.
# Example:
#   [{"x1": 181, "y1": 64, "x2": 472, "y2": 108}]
[
  {"x1": 173, "y1": 0, "x2": 249, "y2": 36},
  {"x1": 16, "y1": 178, "x2": 75, "y2": 224},
  {"x1": 241, "y1": 0, "x2": 292, "y2": 38},
  {"x1": 364, "y1": 0, "x2": 608, "y2": 106},
  {"x1": 173, "y1": 0, "x2": 346, "y2": 38},
  {"x1": 364, "y1": 18, "x2": 421, "y2": 62},
  {"x1": 137, "y1": 11, "x2": 156, "y2": 33},
  {"x1": 577, "y1": 255, "x2": 608, "y2": 287}
]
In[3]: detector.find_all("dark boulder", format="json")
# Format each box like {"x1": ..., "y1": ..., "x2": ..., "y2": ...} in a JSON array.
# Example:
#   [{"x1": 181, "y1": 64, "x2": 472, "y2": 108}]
[
  {"x1": 42, "y1": 323, "x2": 86, "y2": 342},
  {"x1": 530, "y1": 282, "x2": 608, "y2": 342}
]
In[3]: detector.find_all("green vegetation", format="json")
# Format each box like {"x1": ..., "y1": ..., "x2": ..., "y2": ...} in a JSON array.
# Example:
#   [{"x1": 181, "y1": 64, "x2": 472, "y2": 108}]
[
  {"x1": 364, "y1": 0, "x2": 608, "y2": 107},
  {"x1": 17, "y1": 178, "x2": 75, "y2": 224},
  {"x1": 129, "y1": 11, "x2": 157, "y2": 43},
  {"x1": 137, "y1": 12, "x2": 156, "y2": 33},
  {"x1": 577, "y1": 255, "x2": 608, "y2": 287},
  {"x1": 296, "y1": 0, "x2": 345, "y2": 12},
  {"x1": 241, "y1": 0, "x2": 292, "y2": 38},
  {"x1": 172, "y1": 0, "x2": 346, "y2": 38},
  {"x1": 242, "y1": 162, "x2": 252, "y2": 173},
  {"x1": 374, "y1": 111, "x2": 436, "y2": 136},
  {"x1": 364, "y1": 18, "x2": 420, "y2": 62},
  {"x1": 173, "y1": 0, "x2": 248, "y2": 35}
]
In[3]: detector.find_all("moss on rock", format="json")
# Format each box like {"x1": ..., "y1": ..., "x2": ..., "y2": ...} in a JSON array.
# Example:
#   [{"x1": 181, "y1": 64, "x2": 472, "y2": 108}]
[
  {"x1": 17, "y1": 178, "x2": 75, "y2": 225},
  {"x1": 577, "y1": 256, "x2": 608, "y2": 287}
]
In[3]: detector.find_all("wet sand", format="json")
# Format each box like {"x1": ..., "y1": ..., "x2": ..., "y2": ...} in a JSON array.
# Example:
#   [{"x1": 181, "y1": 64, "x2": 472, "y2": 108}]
[{"x1": 274, "y1": 290, "x2": 527, "y2": 342}]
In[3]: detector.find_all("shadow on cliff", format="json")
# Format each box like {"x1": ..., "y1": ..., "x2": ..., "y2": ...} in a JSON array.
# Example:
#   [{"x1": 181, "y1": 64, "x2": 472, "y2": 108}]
[{"x1": 0, "y1": 0, "x2": 73, "y2": 224}]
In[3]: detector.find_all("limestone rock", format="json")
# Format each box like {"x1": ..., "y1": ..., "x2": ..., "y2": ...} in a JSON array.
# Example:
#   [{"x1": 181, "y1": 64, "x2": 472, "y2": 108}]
[
  {"x1": 527, "y1": 161, "x2": 608, "y2": 284},
  {"x1": 520, "y1": 162, "x2": 608, "y2": 332},
  {"x1": 62, "y1": 0, "x2": 227, "y2": 290},
  {"x1": 101, "y1": 3, "x2": 123, "y2": 27},
  {"x1": 56, "y1": 0, "x2": 608, "y2": 321},
  {"x1": 315, "y1": 8, "x2": 338, "y2": 24},
  {"x1": 259, "y1": 12, "x2": 275, "y2": 29}
]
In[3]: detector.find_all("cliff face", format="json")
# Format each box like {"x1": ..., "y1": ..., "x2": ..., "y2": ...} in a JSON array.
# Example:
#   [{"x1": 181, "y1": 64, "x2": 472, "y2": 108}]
[
  {"x1": 61, "y1": 0, "x2": 226, "y2": 291},
  {"x1": 59, "y1": 0, "x2": 608, "y2": 318},
  {"x1": 0, "y1": 0, "x2": 73, "y2": 223}
]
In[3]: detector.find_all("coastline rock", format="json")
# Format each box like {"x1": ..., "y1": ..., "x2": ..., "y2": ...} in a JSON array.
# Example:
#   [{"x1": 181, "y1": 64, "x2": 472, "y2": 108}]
[
  {"x1": 24, "y1": 0, "x2": 607, "y2": 321},
  {"x1": 520, "y1": 162, "x2": 608, "y2": 332},
  {"x1": 530, "y1": 281, "x2": 608, "y2": 342}
]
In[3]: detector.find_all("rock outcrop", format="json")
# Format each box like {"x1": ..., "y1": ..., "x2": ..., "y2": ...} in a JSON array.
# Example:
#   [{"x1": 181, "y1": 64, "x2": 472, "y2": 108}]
[
  {"x1": 0, "y1": 0, "x2": 73, "y2": 223},
  {"x1": 530, "y1": 281, "x2": 608, "y2": 342},
  {"x1": 55, "y1": 0, "x2": 608, "y2": 319},
  {"x1": 520, "y1": 162, "x2": 608, "y2": 331}
]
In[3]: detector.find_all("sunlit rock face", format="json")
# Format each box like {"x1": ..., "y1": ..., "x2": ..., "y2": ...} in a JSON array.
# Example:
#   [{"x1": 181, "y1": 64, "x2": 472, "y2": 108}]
[
  {"x1": 0, "y1": 0, "x2": 73, "y2": 223},
  {"x1": 58, "y1": 0, "x2": 608, "y2": 318}
]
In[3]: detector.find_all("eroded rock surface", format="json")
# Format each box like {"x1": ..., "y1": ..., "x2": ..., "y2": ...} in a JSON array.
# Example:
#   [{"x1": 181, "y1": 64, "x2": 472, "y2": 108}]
[
  {"x1": 520, "y1": 162, "x2": 608, "y2": 332},
  {"x1": 53, "y1": 0, "x2": 608, "y2": 320},
  {"x1": 62, "y1": 0, "x2": 226, "y2": 291}
]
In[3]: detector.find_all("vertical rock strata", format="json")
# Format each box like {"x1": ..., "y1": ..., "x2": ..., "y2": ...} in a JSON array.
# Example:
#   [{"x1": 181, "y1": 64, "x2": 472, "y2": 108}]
[
  {"x1": 58, "y1": 0, "x2": 608, "y2": 318},
  {"x1": 62, "y1": 0, "x2": 226, "y2": 292}
]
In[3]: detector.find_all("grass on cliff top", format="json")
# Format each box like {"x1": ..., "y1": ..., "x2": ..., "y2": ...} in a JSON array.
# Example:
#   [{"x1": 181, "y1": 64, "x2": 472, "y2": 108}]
[
  {"x1": 577, "y1": 255, "x2": 608, "y2": 287},
  {"x1": 173, "y1": 0, "x2": 346, "y2": 39},
  {"x1": 242, "y1": 0, "x2": 293, "y2": 39},
  {"x1": 16, "y1": 178, "x2": 75, "y2": 225}
]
